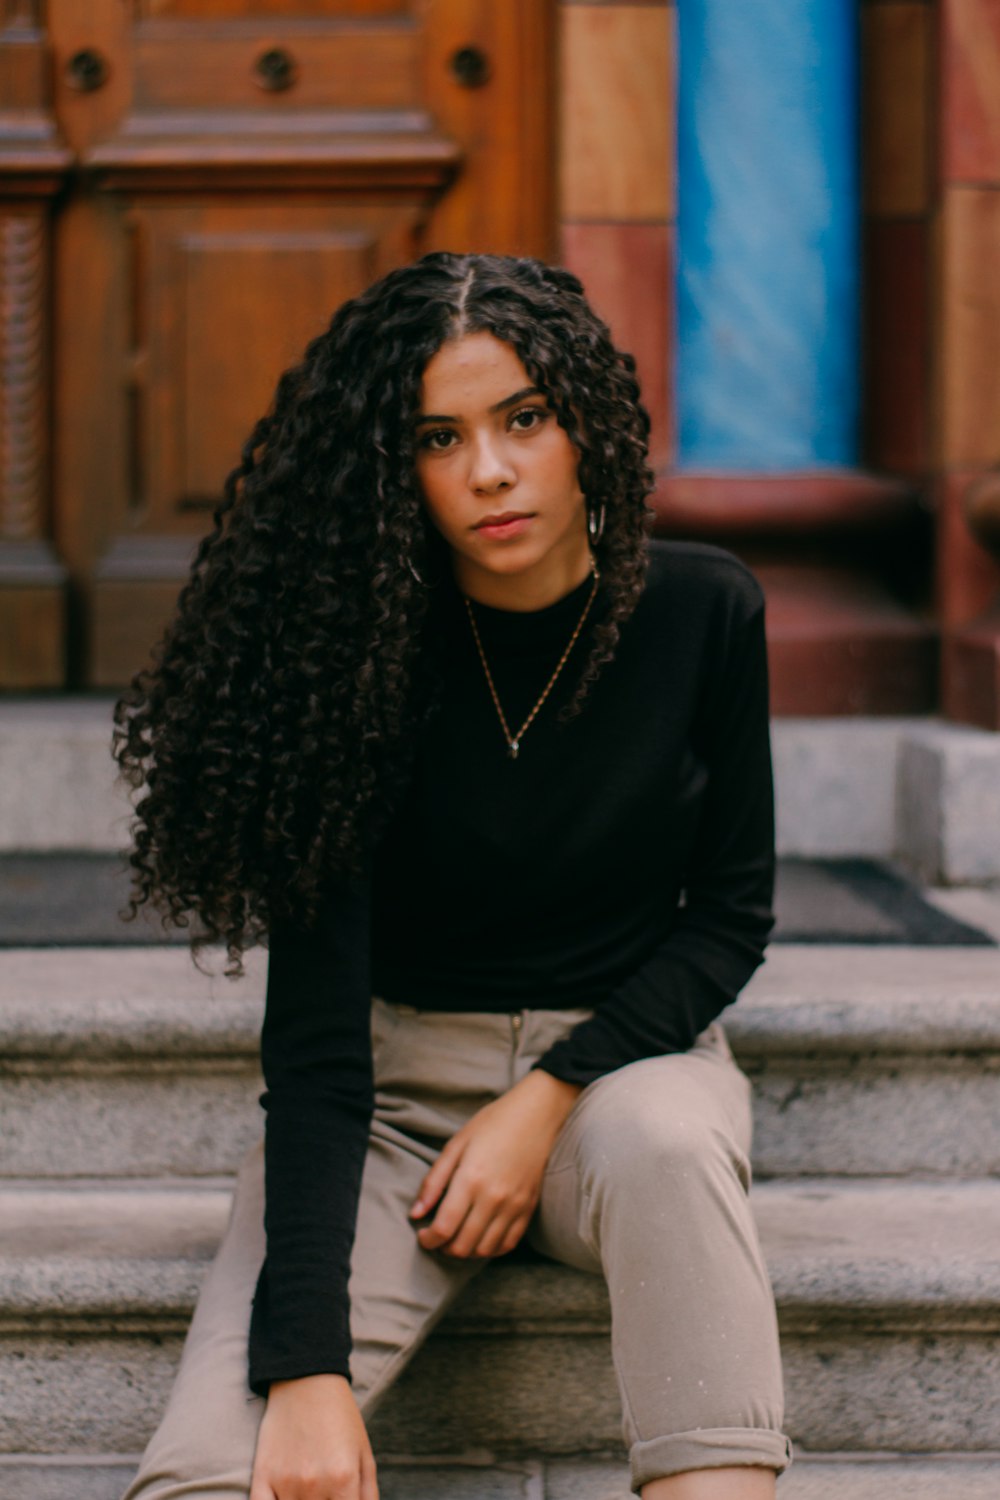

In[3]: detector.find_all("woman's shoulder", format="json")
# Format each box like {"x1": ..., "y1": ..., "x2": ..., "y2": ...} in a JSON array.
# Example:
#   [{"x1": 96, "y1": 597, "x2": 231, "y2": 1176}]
[{"x1": 642, "y1": 538, "x2": 765, "y2": 621}]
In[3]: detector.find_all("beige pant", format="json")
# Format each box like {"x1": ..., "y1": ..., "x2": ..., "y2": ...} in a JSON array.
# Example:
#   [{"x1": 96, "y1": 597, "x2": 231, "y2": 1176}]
[{"x1": 123, "y1": 1000, "x2": 790, "y2": 1497}]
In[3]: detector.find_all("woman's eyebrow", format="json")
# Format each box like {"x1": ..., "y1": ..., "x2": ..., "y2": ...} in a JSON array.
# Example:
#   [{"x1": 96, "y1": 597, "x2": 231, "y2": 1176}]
[{"x1": 414, "y1": 386, "x2": 543, "y2": 426}]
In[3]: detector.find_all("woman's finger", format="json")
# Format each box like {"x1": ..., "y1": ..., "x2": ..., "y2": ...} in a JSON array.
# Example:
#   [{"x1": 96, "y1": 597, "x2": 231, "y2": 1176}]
[
  {"x1": 410, "y1": 1136, "x2": 464, "y2": 1220},
  {"x1": 416, "y1": 1173, "x2": 474, "y2": 1250},
  {"x1": 497, "y1": 1213, "x2": 531, "y2": 1257},
  {"x1": 360, "y1": 1445, "x2": 380, "y2": 1500},
  {"x1": 438, "y1": 1196, "x2": 505, "y2": 1260},
  {"x1": 466, "y1": 1208, "x2": 517, "y2": 1259}
]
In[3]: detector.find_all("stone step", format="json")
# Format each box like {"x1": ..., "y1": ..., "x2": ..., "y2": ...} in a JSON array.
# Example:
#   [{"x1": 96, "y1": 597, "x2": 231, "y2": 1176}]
[
  {"x1": 3, "y1": 945, "x2": 1000, "y2": 1179},
  {"x1": 3, "y1": 1177, "x2": 1000, "y2": 1457},
  {"x1": 2, "y1": 1453, "x2": 1000, "y2": 1500},
  {"x1": 6, "y1": 699, "x2": 1000, "y2": 882}
]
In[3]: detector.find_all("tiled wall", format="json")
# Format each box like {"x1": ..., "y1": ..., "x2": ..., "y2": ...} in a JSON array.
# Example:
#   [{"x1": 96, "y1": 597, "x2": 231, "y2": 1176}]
[
  {"x1": 558, "y1": 0, "x2": 1000, "y2": 626},
  {"x1": 558, "y1": 1, "x2": 674, "y2": 470},
  {"x1": 935, "y1": 0, "x2": 1000, "y2": 624},
  {"x1": 861, "y1": 0, "x2": 932, "y2": 479},
  {"x1": 556, "y1": 1, "x2": 940, "y2": 483}
]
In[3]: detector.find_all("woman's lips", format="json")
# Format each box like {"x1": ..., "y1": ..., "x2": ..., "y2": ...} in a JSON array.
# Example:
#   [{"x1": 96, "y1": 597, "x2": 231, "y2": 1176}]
[{"x1": 474, "y1": 514, "x2": 534, "y2": 539}]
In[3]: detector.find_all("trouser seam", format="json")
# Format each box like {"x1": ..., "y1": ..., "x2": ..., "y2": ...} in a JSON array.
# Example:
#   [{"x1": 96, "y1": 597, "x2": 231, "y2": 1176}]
[{"x1": 358, "y1": 1260, "x2": 486, "y2": 1416}]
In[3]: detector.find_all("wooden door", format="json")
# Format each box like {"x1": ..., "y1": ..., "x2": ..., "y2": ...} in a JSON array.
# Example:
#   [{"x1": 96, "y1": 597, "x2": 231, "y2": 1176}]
[{"x1": 0, "y1": 0, "x2": 555, "y2": 686}]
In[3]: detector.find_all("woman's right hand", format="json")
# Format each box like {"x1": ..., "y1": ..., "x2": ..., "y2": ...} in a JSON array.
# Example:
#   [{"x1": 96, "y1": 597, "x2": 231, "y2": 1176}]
[{"x1": 250, "y1": 1372, "x2": 378, "y2": 1499}]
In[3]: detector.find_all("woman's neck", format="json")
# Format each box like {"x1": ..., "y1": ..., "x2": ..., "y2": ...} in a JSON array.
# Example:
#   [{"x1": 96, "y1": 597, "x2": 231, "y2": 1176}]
[{"x1": 449, "y1": 545, "x2": 595, "y2": 613}]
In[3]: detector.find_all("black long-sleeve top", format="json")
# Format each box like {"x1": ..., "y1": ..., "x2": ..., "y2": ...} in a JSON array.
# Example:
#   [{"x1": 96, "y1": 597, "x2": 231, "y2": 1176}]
[{"x1": 248, "y1": 538, "x2": 775, "y2": 1395}]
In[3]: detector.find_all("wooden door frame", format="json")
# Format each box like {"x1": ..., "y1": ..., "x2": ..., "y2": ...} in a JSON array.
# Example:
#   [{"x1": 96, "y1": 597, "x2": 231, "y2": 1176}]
[
  {"x1": 0, "y1": 5, "x2": 71, "y2": 687},
  {"x1": 0, "y1": 0, "x2": 558, "y2": 687}
]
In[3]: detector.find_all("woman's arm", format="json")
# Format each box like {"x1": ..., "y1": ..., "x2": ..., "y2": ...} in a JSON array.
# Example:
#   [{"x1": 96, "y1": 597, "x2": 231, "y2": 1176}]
[
  {"x1": 531, "y1": 579, "x2": 774, "y2": 1086},
  {"x1": 248, "y1": 873, "x2": 379, "y2": 1498},
  {"x1": 249, "y1": 874, "x2": 375, "y2": 1393},
  {"x1": 251, "y1": 1374, "x2": 377, "y2": 1500}
]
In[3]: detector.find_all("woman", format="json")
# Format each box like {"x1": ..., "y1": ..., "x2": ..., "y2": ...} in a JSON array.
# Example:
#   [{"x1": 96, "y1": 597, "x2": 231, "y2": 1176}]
[{"x1": 114, "y1": 251, "x2": 791, "y2": 1499}]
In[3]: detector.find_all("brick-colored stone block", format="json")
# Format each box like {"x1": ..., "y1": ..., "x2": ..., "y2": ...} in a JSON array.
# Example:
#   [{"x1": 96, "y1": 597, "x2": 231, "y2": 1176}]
[
  {"x1": 560, "y1": 222, "x2": 672, "y2": 466},
  {"x1": 862, "y1": 3, "x2": 931, "y2": 215},
  {"x1": 863, "y1": 219, "x2": 928, "y2": 474},
  {"x1": 933, "y1": 471, "x2": 1000, "y2": 627},
  {"x1": 560, "y1": 5, "x2": 672, "y2": 221},
  {"x1": 942, "y1": 0, "x2": 1000, "y2": 182},
  {"x1": 935, "y1": 187, "x2": 1000, "y2": 468},
  {"x1": 942, "y1": 618, "x2": 1000, "y2": 729}
]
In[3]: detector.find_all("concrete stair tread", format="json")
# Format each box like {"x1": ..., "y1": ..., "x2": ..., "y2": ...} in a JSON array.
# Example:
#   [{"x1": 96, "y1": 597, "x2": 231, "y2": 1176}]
[
  {"x1": 2, "y1": 710, "x2": 998, "y2": 1467},
  {"x1": 5, "y1": 703, "x2": 1000, "y2": 888},
  {"x1": 3, "y1": 943, "x2": 999, "y2": 1180},
  {"x1": 5, "y1": 1180, "x2": 1000, "y2": 1454},
  {"x1": 3, "y1": 943, "x2": 1000, "y2": 1056},
  {"x1": 4, "y1": 1176, "x2": 1000, "y2": 1333},
  {"x1": 2, "y1": 1453, "x2": 999, "y2": 1500}
]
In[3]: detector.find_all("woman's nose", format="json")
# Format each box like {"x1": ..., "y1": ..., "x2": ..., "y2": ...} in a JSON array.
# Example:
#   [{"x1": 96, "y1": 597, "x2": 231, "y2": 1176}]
[{"x1": 468, "y1": 433, "x2": 516, "y2": 492}]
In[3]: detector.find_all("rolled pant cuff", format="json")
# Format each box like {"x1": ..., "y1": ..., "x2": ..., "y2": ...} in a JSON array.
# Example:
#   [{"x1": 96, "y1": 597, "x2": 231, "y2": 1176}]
[{"x1": 630, "y1": 1426, "x2": 793, "y2": 1490}]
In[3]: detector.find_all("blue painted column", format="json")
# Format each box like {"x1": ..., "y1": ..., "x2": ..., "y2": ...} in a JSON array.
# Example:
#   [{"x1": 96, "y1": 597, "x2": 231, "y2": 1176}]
[{"x1": 676, "y1": 0, "x2": 860, "y2": 471}]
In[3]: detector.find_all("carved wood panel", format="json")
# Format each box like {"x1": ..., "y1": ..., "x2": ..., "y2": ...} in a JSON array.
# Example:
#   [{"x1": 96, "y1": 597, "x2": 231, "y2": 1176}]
[
  {"x1": 0, "y1": 211, "x2": 45, "y2": 544},
  {"x1": 129, "y1": 202, "x2": 422, "y2": 526},
  {"x1": 2, "y1": 0, "x2": 557, "y2": 685},
  {"x1": 2, "y1": 3, "x2": 42, "y2": 29},
  {"x1": 0, "y1": 3, "x2": 70, "y2": 686},
  {"x1": 129, "y1": 7, "x2": 422, "y2": 114},
  {"x1": 136, "y1": 0, "x2": 402, "y2": 16}
]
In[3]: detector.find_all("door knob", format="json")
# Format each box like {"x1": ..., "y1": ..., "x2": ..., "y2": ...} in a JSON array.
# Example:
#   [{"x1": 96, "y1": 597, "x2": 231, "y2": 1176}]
[
  {"x1": 450, "y1": 46, "x2": 491, "y2": 88},
  {"x1": 254, "y1": 47, "x2": 297, "y2": 92},
  {"x1": 65, "y1": 48, "x2": 110, "y2": 92}
]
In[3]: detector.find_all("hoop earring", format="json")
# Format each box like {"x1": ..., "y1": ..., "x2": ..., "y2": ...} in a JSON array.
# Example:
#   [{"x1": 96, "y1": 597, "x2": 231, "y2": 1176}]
[
  {"x1": 407, "y1": 557, "x2": 424, "y2": 585},
  {"x1": 588, "y1": 503, "x2": 606, "y2": 544}
]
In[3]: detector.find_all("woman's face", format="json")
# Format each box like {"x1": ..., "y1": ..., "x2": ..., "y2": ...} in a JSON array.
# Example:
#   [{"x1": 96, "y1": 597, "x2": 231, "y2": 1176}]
[{"x1": 414, "y1": 331, "x2": 590, "y2": 608}]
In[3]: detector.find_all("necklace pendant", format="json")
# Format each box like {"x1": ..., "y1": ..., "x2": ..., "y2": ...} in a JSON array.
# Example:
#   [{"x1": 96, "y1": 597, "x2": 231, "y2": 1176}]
[{"x1": 508, "y1": 739, "x2": 520, "y2": 760}]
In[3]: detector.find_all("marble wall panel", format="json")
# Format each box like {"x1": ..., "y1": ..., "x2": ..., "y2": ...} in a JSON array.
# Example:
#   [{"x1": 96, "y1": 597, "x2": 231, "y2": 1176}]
[
  {"x1": 862, "y1": 2, "x2": 931, "y2": 215},
  {"x1": 941, "y1": 0, "x2": 1000, "y2": 182},
  {"x1": 560, "y1": 222, "x2": 673, "y2": 468},
  {"x1": 560, "y1": 4, "x2": 672, "y2": 221},
  {"x1": 863, "y1": 219, "x2": 929, "y2": 475}
]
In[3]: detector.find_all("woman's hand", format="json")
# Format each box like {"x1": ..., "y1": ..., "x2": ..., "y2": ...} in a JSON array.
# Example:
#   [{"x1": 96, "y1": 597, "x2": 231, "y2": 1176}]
[
  {"x1": 250, "y1": 1373, "x2": 378, "y2": 1500},
  {"x1": 409, "y1": 1068, "x2": 582, "y2": 1259}
]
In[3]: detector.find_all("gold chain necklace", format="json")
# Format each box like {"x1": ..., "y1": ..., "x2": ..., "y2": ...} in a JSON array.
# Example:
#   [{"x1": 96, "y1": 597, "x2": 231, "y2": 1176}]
[{"x1": 463, "y1": 559, "x2": 600, "y2": 760}]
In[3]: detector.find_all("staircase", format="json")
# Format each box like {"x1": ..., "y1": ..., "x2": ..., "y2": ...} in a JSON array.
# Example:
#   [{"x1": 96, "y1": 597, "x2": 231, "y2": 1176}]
[{"x1": 2, "y1": 701, "x2": 1000, "y2": 1498}]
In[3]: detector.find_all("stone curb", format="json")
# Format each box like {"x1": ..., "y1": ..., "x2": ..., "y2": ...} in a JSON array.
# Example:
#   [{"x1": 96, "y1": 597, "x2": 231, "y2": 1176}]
[
  {"x1": 2, "y1": 945, "x2": 1000, "y2": 1060},
  {"x1": 4, "y1": 701, "x2": 1000, "y2": 876},
  {"x1": 897, "y1": 724, "x2": 1000, "y2": 884},
  {"x1": 3, "y1": 1452, "x2": 999, "y2": 1500},
  {"x1": 3, "y1": 1178, "x2": 1000, "y2": 1336}
]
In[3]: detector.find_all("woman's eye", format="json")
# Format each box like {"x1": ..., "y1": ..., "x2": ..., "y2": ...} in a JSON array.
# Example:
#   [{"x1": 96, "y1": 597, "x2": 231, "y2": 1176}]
[
  {"x1": 421, "y1": 428, "x2": 457, "y2": 451},
  {"x1": 511, "y1": 407, "x2": 546, "y2": 432}
]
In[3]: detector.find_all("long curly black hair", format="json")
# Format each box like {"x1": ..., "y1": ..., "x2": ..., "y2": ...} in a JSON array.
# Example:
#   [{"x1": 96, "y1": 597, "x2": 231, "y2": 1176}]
[{"x1": 113, "y1": 251, "x2": 655, "y2": 971}]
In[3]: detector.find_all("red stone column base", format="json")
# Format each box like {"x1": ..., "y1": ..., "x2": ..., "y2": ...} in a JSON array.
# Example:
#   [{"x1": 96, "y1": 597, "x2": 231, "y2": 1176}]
[
  {"x1": 758, "y1": 562, "x2": 937, "y2": 716},
  {"x1": 942, "y1": 606, "x2": 1000, "y2": 730},
  {"x1": 651, "y1": 470, "x2": 936, "y2": 716}
]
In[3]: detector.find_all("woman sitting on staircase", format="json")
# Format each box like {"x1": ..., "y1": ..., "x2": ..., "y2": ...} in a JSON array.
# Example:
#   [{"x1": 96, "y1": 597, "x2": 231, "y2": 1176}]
[{"x1": 113, "y1": 250, "x2": 791, "y2": 1500}]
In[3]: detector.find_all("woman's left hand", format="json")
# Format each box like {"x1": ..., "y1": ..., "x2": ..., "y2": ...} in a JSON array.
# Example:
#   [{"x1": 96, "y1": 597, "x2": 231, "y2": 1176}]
[{"x1": 409, "y1": 1069, "x2": 582, "y2": 1259}]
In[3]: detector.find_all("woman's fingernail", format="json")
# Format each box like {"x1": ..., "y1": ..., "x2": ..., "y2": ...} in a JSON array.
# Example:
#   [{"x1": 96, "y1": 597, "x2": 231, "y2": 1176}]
[{"x1": 410, "y1": 1199, "x2": 425, "y2": 1217}]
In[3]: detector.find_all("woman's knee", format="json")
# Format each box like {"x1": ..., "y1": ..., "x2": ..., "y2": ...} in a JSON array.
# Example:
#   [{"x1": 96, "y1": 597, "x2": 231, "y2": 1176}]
[{"x1": 574, "y1": 1061, "x2": 750, "y2": 1197}]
